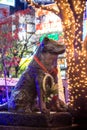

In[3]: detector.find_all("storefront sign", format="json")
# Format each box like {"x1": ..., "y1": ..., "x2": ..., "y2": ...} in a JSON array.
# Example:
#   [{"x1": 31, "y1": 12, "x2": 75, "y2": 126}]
[{"x1": 0, "y1": 78, "x2": 18, "y2": 87}]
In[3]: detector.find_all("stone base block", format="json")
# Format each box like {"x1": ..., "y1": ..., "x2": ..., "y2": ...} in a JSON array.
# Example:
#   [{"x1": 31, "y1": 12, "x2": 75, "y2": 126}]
[{"x1": 0, "y1": 111, "x2": 72, "y2": 127}]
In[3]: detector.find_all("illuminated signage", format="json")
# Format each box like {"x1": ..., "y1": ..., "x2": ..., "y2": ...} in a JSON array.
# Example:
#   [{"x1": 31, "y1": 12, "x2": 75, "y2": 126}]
[
  {"x1": 0, "y1": 0, "x2": 15, "y2": 6},
  {"x1": 34, "y1": 0, "x2": 54, "y2": 3},
  {"x1": 35, "y1": 5, "x2": 62, "y2": 34},
  {"x1": 0, "y1": 78, "x2": 18, "y2": 86},
  {"x1": 83, "y1": 18, "x2": 87, "y2": 40},
  {"x1": 39, "y1": 33, "x2": 64, "y2": 42}
]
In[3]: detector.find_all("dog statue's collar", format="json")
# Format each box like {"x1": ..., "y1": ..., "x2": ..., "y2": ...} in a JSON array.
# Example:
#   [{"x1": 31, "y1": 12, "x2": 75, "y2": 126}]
[{"x1": 34, "y1": 55, "x2": 58, "y2": 75}]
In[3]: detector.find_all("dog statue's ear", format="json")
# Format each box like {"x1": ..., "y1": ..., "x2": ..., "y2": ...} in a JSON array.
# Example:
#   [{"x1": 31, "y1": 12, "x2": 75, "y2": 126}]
[
  {"x1": 40, "y1": 37, "x2": 49, "y2": 52},
  {"x1": 43, "y1": 37, "x2": 49, "y2": 44}
]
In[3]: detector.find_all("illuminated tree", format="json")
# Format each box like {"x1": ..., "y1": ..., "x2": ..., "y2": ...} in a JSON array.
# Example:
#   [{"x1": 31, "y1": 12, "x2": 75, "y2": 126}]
[
  {"x1": 56, "y1": 0, "x2": 86, "y2": 118},
  {"x1": 26, "y1": 0, "x2": 86, "y2": 116},
  {"x1": 56, "y1": 0, "x2": 87, "y2": 118},
  {"x1": 0, "y1": 8, "x2": 37, "y2": 78}
]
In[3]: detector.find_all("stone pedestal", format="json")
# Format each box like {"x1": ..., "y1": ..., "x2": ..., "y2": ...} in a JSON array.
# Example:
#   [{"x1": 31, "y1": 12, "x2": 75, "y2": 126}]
[{"x1": 0, "y1": 111, "x2": 72, "y2": 128}]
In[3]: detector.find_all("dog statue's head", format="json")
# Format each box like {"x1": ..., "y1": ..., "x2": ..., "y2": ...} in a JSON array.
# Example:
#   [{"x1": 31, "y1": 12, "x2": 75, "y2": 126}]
[{"x1": 40, "y1": 37, "x2": 65, "y2": 54}]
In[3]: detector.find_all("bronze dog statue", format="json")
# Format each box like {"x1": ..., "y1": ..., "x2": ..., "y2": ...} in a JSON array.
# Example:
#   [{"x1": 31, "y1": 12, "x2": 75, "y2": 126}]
[{"x1": 0, "y1": 37, "x2": 67, "y2": 113}]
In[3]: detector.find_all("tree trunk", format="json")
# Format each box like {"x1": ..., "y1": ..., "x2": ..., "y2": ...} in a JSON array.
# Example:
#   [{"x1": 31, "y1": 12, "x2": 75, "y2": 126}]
[{"x1": 55, "y1": 0, "x2": 86, "y2": 118}]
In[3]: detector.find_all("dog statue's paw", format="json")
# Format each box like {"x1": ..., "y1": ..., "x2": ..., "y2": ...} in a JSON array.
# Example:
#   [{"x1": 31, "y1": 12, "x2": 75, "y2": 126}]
[{"x1": 41, "y1": 108, "x2": 50, "y2": 114}]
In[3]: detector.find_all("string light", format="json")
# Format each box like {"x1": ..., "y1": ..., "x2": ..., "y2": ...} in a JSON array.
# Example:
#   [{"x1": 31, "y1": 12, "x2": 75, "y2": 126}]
[{"x1": 26, "y1": 0, "x2": 86, "y2": 111}]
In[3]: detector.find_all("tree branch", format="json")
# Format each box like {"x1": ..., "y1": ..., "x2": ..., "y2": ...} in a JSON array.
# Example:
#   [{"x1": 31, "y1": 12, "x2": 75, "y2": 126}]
[{"x1": 27, "y1": 0, "x2": 59, "y2": 15}]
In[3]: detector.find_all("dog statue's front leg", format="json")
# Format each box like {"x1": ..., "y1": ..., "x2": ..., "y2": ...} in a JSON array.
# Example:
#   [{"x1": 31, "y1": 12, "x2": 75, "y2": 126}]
[{"x1": 35, "y1": 76, "x2": 50, "y2": 114}]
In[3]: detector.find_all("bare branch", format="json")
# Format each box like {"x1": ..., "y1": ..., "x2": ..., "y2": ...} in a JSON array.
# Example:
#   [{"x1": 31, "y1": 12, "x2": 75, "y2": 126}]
[{"x1": 27, "y1": 0, "x2": 59, "y2": 15}]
